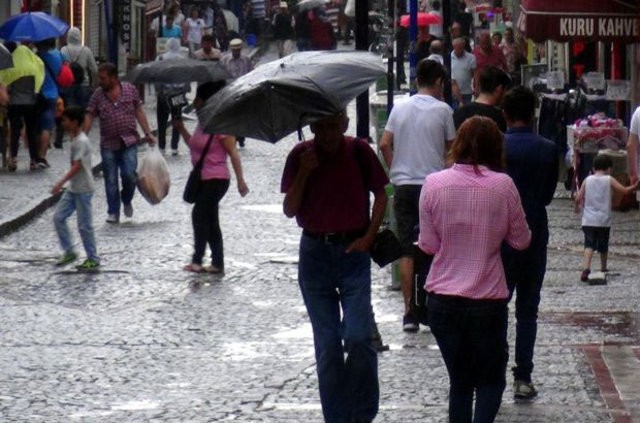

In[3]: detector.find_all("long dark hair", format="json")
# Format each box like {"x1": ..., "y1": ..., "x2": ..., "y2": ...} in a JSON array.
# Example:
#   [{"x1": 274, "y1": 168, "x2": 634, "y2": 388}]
[{"x1": 447, "y1": 116, "x2": 505, "y2": 173}]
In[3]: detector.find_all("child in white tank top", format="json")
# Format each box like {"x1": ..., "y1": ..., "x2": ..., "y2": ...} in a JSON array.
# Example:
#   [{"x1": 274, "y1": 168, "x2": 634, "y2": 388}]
[{"x1": 574, "y1": 154, "x2": 638, "y2": 281}]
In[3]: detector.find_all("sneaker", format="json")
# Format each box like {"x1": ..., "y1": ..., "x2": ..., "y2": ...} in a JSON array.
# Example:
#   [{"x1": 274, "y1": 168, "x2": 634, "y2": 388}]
[
  {"x1": 402, "y1": 313, "x2": 419, "y2": 333},
  {"x1": 171, "y1": 149, "x2": 179, "y2": 156},
  {"x1": 36, "y1": 159, "x2": 50, "y2": 169},
  {"x1": 123, "y1": 203, "x2": 133, "y2": 218},
  {"x1": 75, "y1": 258, "x2": 100, "y2": 272},
  {"x1": 56, "y1": 251, "x2": 78, "y2": 266},
  {"x1": 106, "y1": 214, "x2": 119, "y2": 224},
  {"x1": 513, "y1": 380, "x2": 538, "y2": 399},
  {"x1": 580, "y1": 269, "x2": 590, "y2": 282}
]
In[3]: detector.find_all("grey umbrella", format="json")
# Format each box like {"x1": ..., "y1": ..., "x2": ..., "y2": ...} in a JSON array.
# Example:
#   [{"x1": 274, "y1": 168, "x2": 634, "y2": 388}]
[
  {"x1": 0, "y1": 44, "x2": 14, "y2": 71},
  {"x1": 125, "y1": 59, "x2": 232, "y2": 84},
  {"x1": 197, "y1": 50, "x2": 386, "y2": 143}
]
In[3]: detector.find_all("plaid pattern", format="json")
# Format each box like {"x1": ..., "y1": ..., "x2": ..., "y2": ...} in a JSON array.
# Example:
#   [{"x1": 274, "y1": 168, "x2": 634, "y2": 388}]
[
  {"x1": 418, "y1": 164, "x2": 531, "y2": 300},
  {"x1": 86, "y1": 82, "x2": 142, "y2": 151}
]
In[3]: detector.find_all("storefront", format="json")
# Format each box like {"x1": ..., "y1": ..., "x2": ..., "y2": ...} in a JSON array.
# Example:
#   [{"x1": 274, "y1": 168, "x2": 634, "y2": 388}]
[{"x1": 516, "y1": 0, "x2": 639, "y2": 204}]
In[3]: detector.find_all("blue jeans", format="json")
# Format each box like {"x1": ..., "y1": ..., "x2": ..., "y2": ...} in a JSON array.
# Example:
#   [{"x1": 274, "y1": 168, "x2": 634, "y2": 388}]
[
  {"x1": 298, "y1": 234, "x2": 379, "y2": 423},
  {"x1": 502, "y1": 239, "x2": 547, "y2": 383},
  {"x1": 53, "y1": 191, "x2": 98, "y2": 261},
  {"x1": 100, "y1": 144, "x2": 138, "y2": 217},
  {"x1": 427, "y1": 294, "x2": 508, "y2": 423}
]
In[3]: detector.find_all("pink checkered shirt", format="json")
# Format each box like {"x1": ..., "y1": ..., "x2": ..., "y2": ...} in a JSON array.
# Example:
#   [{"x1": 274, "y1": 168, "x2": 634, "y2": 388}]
[
  {"x1": 86, "y1": 82, "x2": 142, "y2": 151},
  {"x1": 418, "y1": 163, "x2": 531, "y2": 300}
]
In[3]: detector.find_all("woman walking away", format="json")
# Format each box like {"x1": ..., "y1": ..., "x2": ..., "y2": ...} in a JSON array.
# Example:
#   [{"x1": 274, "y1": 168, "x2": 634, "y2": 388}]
[
  {"x1": 176, "y1": 81, "x2": 249, "y2": 274},
  {"x1": 419, "y1": 116, "x2": 531, "y2": 422}
]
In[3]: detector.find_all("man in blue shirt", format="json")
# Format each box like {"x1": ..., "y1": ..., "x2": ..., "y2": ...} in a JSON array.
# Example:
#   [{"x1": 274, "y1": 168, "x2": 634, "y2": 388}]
[
  {"x1": 502, "y1": 86, "x2": 558, "y2": 400},
  {"x1": 161, "y1": 14, "x2": 182, "y2": 39}
]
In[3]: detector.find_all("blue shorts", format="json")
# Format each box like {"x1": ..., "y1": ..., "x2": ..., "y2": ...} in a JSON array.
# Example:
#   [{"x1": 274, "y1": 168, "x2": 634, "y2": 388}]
[
  {"x1": 582, "y1": 226, "x2": 610, "y2": 253},
  {"x1": 38, "y1": 98, "x2": 57, "y2": 131}
]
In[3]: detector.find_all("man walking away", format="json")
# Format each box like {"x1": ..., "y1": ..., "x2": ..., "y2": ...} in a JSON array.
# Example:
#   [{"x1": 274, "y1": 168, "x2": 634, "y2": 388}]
[
  {"x1": 501, "y1": 86, "x2": 559, "y2": 399},
  {"x1": 379, "y1": 59, "x2": 456, "y2": 333}
]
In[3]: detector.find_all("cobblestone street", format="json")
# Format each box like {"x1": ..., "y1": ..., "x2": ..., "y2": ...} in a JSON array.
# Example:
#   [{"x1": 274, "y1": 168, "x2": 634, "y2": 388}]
[{"x1": 1, "y1": 45, "x2": 640, "y2": 422}]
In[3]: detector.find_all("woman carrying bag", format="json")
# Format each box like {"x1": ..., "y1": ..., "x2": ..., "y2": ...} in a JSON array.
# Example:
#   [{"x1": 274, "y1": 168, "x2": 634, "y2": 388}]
[{"x1": 176, "y1": 81, "x2": 249, "y2": 274}]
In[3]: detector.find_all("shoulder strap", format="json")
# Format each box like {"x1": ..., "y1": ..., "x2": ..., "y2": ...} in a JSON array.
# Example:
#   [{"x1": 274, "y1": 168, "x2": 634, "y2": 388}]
[
  {"x1": 195, "y1": 135, "x2": 215, "y2": 170},
  {"x1": 352, "y1": 137, "x2": 372, "y2": 222}
]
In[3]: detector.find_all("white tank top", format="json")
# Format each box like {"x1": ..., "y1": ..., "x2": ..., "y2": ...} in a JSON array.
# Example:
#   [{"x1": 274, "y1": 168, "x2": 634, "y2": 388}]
[{"x1": 582, "y1": 174, "x2": 611, "y2": 227}]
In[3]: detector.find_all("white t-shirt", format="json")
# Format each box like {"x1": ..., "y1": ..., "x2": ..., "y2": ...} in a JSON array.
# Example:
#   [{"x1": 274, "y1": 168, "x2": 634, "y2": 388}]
[
  {"x1": 185, "y1": 17, "x2": 206, "y2": 44},
  {"x1": 451, "y1": 51, "x2": 476, "y2": 95},
  {"x1": 385, "y1": 94, "x2": 456, "y2": 185},
  {"x1": 582, "y1": 174, "x2": 611, "y2": 227}
]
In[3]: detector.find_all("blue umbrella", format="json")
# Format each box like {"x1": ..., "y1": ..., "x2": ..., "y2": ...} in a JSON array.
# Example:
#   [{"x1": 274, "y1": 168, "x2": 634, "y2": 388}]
[{"x1": 0, "y1": 12, "x2": 69, "y2": 42}]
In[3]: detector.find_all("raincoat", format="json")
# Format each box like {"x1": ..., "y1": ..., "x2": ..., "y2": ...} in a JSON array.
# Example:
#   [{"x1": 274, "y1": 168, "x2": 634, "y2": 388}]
[
  {"x1": 155, "y1": 38, "x2": 189, "y2": 97},
  {"x1": 61, "y1": 27, "x2": 98, "y2": 87},
  {"x1": 0, "y1": 45, "x2": 45, "y2": 92}
]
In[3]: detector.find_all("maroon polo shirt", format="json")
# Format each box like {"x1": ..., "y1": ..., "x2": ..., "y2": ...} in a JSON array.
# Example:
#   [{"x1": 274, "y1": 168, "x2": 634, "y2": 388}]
[{"x1": 281, "y1": 137, "x2": 389, "y2": 233}]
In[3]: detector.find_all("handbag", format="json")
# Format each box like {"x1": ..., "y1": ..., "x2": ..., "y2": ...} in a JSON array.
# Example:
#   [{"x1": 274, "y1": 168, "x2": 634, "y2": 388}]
[
  {"x1": 369, "y1": 228, "x2": 403, "y2": 267},
  {"x1": 353, "y1": 139, "x2": 402, "y2": 267},
  {"x1": 183, "y1": 135, "x2": 214, "y2": 203}
]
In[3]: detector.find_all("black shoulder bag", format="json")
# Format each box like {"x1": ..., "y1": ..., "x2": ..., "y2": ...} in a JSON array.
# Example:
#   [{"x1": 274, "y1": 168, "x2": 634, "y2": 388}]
[
  {"x1": 183, "y1": 135, "x2": 214, "y2": 203},
  {"x1": 352, "y1": 139, "x2": 402, "y2": 268}
]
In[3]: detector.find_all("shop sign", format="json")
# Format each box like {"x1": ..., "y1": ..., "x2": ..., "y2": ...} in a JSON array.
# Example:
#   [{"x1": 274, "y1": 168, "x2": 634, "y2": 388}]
[
  {"x1": 559, "y1": 18, "x2": 638, "y2": 38},
  {"x1": 546, "y1": 71, "x2": 565, "y2": 91},
  {"x1": 606, "y1": 80, "x2": 631, "y2": 101},
  {"x1": 118, "y1": 0, "x2": 132, "y2": 52},
  {"x1": 583, "y1": 72, "x2": 606, "y2": 92}
]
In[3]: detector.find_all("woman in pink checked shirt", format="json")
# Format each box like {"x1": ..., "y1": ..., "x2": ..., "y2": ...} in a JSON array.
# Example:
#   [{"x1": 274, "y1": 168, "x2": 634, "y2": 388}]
[{"x1": 418, "y1": 116, "x2": 531, "y2": 423}]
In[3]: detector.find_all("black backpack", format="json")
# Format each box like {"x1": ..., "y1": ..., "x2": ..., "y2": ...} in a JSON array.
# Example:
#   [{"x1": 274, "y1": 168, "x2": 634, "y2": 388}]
[{"x1": 69, "y1": 61, "x2": 85, "y2": 85}]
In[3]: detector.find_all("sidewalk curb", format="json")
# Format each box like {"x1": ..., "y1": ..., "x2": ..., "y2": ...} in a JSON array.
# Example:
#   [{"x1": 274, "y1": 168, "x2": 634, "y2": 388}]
[{"x1": 0, "y1": 163, "x2": 103, "y2": 240}]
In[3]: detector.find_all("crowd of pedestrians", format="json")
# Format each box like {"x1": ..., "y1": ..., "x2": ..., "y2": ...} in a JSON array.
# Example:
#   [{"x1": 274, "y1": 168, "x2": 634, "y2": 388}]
[{"x1": 2, "y1": 2, "x2": 640, "y2": 423}]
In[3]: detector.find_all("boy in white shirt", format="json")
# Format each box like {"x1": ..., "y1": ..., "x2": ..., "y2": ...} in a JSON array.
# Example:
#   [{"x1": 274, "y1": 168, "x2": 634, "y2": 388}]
[
  {"x1": 575, "y1": 154, "x2": 637, "y2": 281},
  {"x1": 52, "y1": 106, "x2": 100, "y2": 271}
]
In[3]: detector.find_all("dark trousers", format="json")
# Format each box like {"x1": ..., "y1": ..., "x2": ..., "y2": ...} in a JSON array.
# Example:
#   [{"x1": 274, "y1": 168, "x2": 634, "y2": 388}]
[
  {"x1": 503, "y1": 240, "x2": 547, "y2": 383},
  {"x1": 427, "y1": 294, "x2": 508, "y2": 423},
  {"x1": 191, "y1": 178, "x2": 230, "y2": 268},
  {"x1": 8, "y1": 104, "x2": 39, "y2": 161},
  {"x1": 156, "y1": 98, "x2": 181, "y2": 151}
]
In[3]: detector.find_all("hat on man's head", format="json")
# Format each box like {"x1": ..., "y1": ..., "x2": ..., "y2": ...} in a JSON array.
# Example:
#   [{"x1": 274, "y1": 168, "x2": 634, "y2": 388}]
[
  {"x1": 280, "y1": 1, "x2": 288, "y2": 8},
  {"x1": 229, "y1": 38, "x2": 244, "y2": 49}
]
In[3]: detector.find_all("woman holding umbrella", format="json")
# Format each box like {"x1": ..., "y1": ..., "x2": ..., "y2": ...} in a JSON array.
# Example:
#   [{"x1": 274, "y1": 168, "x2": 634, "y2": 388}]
[{"x1": 175, "y1": 81, "x2": 249, "y2": 274}]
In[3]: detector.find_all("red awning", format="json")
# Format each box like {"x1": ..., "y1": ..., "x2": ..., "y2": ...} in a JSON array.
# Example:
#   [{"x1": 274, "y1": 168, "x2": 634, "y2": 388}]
[{"x1": 516, "y1": 0, "x2": 639, "y2": 43}]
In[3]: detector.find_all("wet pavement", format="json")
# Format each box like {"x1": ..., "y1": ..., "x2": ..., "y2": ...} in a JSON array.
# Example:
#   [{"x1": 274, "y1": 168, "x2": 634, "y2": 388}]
[{"x1": 1, "y1": 43, "x2": 640, "y2": 422}]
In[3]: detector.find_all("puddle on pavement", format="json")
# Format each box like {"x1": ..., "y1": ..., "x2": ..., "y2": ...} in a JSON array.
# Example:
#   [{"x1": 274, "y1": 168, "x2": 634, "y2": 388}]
[
  {"x1": 540, "y1": 311, "x2": 639, "y2": 343},
  {"x1": 110, "y1": 400, "x2": 161, "y2": 411},
  {"x1": 272, "y1": 324, "x2": 313, "y2": 340},
  {"x1": 240, "y1": 204, "x2": 283, "y2": 213}
]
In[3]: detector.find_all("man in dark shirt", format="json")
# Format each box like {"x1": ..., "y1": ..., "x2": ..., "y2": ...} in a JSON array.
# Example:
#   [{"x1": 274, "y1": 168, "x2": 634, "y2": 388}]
[
  {"x1": 453, "y1": 66, "x2": 510, "y2": 132},
  {"x1": 501, "y1": 86, "x2": 559, "y2": 400},
  {"x1": 281, "y1": 111, "x2": 388, "y2": 423}
]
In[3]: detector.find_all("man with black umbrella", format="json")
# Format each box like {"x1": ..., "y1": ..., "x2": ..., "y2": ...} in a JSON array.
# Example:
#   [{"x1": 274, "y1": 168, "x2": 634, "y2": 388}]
[{"x1": 281, "y1": 110, "x2": 387, "y2": 423}]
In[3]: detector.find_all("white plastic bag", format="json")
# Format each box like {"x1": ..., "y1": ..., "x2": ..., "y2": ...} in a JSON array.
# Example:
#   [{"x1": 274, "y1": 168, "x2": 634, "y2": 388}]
[
  {"x1": 137, "y1": 146, "x2": 171, "y2": 205},
  {"x1": 344, "y1": 0, "x2": 355, "y2": 18}
]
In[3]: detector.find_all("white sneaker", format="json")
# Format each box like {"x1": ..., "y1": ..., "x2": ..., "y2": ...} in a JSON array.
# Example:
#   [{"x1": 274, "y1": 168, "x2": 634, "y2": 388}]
[
  {"x1": 123, "y1": 203, "x2": 133, "y2": 218},
  {"x1": 106, "y1": 214, "x2": 119, "y2": 224},
  {"x1": 159, "y1": 148, "x2": 166, "y2": 155}
]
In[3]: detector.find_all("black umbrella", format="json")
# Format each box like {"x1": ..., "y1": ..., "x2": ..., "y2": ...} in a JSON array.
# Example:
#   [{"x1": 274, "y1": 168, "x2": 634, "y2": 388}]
[
  {"x1": 125, "y1": 59, "x2": 232, "y2": 84},
  {"x1": 197, "y1": 50, "x2": 386, "y2": 143},
  {"x1": 0, "y1": 44, "x2": 13, "y2": 71}
]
